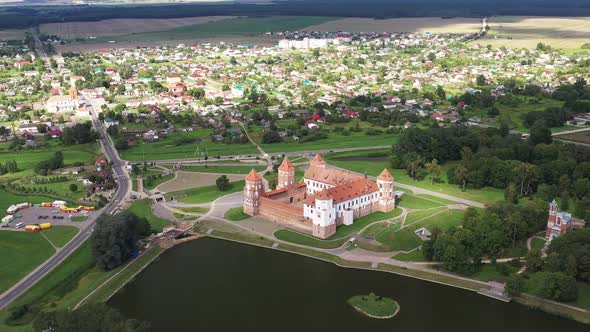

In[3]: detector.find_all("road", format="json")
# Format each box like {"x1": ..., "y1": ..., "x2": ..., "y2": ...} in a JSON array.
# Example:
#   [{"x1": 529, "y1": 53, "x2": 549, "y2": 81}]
[
  {"x1": 0, "y1": 98, "x2": 131, "y2": 310},
  {"x1": 29, "y1": 28, "x2": 54, "y2": 74}
]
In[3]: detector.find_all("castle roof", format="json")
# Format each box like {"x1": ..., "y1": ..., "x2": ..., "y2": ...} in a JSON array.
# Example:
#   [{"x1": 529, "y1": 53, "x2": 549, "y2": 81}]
[
  {"x1": 278, "y1": 157, "x2": 295, "y2": 172},
  {"x1": 304, "y1": 178, "x2": 378, "y2": 206},
  {"x1": 245, "y1": 169, "x2": 263, "y2": 182},
  {"x1": 310, "y1": 154, "x2": 326, "y2": 166},
  {"x1": 376, "y1": 168, "x2": 394, "y2": 181},
  {"x1": 304, "y1": 165, "x2": 364, "y2": 187}
]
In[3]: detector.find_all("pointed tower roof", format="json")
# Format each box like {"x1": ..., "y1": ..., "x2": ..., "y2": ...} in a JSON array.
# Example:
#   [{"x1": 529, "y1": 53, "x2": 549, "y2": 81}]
[
  {"x1": 245, "y1": 169, "x2": 262, "y2": 182},
  {"x1": 377, "y1": 168, "x2": 394, "y2": 181},
  {"x1": 315, "y1": 189, "x2": 332, "y2": 201},
  {"x1": 310, "y1": 154, "x2": 326, "y2": 166},
  {"x1": 278, "y1": 156, "x2": 295, "y2": 172}
]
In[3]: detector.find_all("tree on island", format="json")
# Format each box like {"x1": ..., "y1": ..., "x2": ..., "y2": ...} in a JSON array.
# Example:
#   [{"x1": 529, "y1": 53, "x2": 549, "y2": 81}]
[{"x1": 216, "y1": 175, "x2": 230, "y2": 191}]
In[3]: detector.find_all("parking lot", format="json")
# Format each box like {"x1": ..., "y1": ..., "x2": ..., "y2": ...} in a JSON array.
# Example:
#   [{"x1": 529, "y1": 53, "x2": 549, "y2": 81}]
[{"x1": 1, "y1": 207, "x2": 94, "y2": 231}]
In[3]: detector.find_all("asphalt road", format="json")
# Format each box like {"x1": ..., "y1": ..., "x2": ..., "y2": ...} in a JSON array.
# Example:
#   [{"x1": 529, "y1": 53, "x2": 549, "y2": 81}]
[{"x1": 0, "y1": 100, "x2": 130, "y2": 310}]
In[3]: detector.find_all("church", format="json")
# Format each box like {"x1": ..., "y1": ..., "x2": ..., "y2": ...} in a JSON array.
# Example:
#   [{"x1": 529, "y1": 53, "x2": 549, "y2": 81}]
[{"x1": 243, "y1": 154, "x2": 396, "y2": 239}]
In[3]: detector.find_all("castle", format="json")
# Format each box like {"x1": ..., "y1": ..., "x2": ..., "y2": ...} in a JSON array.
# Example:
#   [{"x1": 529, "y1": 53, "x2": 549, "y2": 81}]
[
  {"x1": 243, "y1": 154, "x2": 396, "y2": 239},
  {"x1": 546, "y1": 199, "x2": 573, "y2": 241}
]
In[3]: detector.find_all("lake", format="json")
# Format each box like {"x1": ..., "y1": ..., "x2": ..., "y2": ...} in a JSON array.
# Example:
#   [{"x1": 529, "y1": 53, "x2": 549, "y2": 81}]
[{"x1": 109, "y1": 238, "x2": 588, "y2": 332}]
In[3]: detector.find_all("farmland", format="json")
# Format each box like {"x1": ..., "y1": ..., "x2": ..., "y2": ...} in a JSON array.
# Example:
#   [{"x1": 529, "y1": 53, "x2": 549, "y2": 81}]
[
  {"x1": 73, "y1": 16, "x2": 338, "y2": 44},
  {"x1": 40, "y1": 16, "x2": 235, "y2": 39},
  {"x1": 477, "y1": 16, "x2": 590, "y2": 49},
  {"x1": 304, "y1": 17, "x2": 482, "y2": 34}
]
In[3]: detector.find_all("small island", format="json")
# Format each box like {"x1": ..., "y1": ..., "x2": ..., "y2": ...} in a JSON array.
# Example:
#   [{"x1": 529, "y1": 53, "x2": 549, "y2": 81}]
[{"x1": 347, "y1": 293, "x2": 400, "y2": 319}]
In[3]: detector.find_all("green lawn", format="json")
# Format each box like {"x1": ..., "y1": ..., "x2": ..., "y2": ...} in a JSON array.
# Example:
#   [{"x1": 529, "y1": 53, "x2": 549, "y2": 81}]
[
  {"x1": 396, "y1": 194, "x2": 446, "y2": 209},
  {"x1": 571, "y1": 282, "x2": 590, "y2": 311},
  {"x1": 71, "y1": 215, "x2": 88, "y2": 222},
  {"x1": 128, "y1": 199, "x2": 171, "y2": 232},
  {"x1": 327, "y1": 208, "x2": 403, "y2": 240},
  {"x1": 376, "y1": 209, "x2": 464, "y2": 251},
  {"x1": 224, "y1": 207, "x2": 250, "y2": 221},
  {"x1": 171, "y1": 181, "x2": 244, "y2": 204},
  {"x1": 175, "y1": 206, "x2": 209, "y2": 214},
  {"x1": 0, "y1": 189, "x2": 47, "y2": 214},
  {"x1": 470, "y1": 263, "x2": 519, "y2": 282},
  {"x1": 91, "y1": 16, "x2": 337, "y2": 42},
  {"x1": 182, "y1": 165, "x2": 266, "y2": 174},
  {"x1": 0, "y1": 142, "x2": 99, "y2": 178},
  {"x1": 394, "y1": 248, "x2": 428, "y2": 262},
  {"x1": 120, "y1": 130, "x2": 258, "y2": 161},
  {"x1": 42, "y1": 225, "x2": 79, "y2": 248},
  {"x1": 361, "y1": 222, "x2": 396, "y2": 239},
  {"x1": 261, "y1": 131, "x2": 398, "y2": 154},
  {"x1": 531, "y1": 237, "x2": 547, "y2": 251},
  {"x1": 144, "y1": 173, "x2": 175, "y2": 190},
  {"x1": 273, "y1": 229, "x2": 347, "y2": 249},
  {"x1": 0, "y1": 231, "x2": 55, "y2": 295}
]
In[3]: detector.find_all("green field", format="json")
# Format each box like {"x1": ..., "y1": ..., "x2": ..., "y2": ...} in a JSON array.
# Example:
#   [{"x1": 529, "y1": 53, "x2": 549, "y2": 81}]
[
  {"x1": 171, "y1": 180, "x2": 244, "y2": 204},
  {"x1": 91, "y1": 16, "x2": 337, "y2": 42},
  {"x1": 182, "y1": 165, "x2": 266, "y2": 174},
  {"x1": 144, "y1": 173, "x2": 175, "y2": 190},
  {"x1": 470, "y1": 263, "x2": 519, "y2": 282},
  {"x1": 128, "y1": 199, "x2": 171, "y2": 232},
  {"x1": 0, "y1": 231, "x2": 55, "y2": 295},
  {"x1": 394, "y1": 248, "x2": 428, "y2": 262},
  {"x1": 42, "y1": 225, "x2": 79, "y2": 248},
  {"x1": 120, "y1": 130, "x2": 258, "y2": 161},
  {"x1": 261, "y1": 131, "x2": 398, "y2": 154},
  {"x1": 0, "y1": 142, "x2": 99, "y2": 178},
  {"x1": 0, "y1": 189, "x2": 48, "y2": 214},
  {"x1": 376, "y1": 209, "x2": 464, "y2": 251},
  {"x1": 224, "y1": 207, "x2": 250, "y2": 221}
]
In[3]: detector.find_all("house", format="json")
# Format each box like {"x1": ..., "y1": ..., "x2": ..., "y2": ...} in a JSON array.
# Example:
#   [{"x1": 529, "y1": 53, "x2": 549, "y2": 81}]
[
  {"x1": 46, "y1": 95, "x2": 77, "y2": 113},
  {"x1": 95, "y1": 156, "x2": 108, "y2": 167}
]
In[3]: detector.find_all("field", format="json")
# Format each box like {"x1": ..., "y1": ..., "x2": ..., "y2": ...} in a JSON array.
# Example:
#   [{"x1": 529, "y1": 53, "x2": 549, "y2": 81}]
[
  {"x1": 40, "y1": 16, "x2": 234, "y2": 39},
  {"x1": 0, "y1": 231, "x2": 55, "y2": 295},
  {"x1": 0, "y1": 29, "x2": 24, "y2": 41},
  {"x1": 181, "y1": 165, "x2": 266, "y2": 175},
  {"x1": 170, "y1": 180, "x2": 244, "y2": 204},
  {"x1": 0, "y1": 189, "x2": 48, "y2": 214},
  {"x1": 72, "y1": 16, "x2": 337, "y2": 44},
  {"x1": 155, "y1": 171, "x2": 244, "y2": 193},
  {"x1": 127, "y1": 199, "x2": 170, "y2": 232},
  {"x1": 224, "y1": 206, "x2": 250, "y2": 221},
  {"x1": 304, "y1": 17, "x2": 482, "y2": 33},
  {"x1": 42, "y1": 225, "x2": 79, "y2": 248},
  {"x1": 478, "y1": 16, "x2": 590, "y2": 49}
]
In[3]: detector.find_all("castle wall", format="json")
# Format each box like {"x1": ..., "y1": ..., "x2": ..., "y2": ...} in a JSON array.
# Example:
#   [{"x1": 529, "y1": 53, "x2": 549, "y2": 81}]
[{"x1": 258, "y1": 197, "x2": 311, "y2": 234}]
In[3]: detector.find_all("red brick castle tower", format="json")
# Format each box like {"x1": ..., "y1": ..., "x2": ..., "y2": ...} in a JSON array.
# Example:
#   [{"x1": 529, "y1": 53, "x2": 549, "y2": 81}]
[{"x1": 243, "y1": 169, "x2": 264, "y2": 216}]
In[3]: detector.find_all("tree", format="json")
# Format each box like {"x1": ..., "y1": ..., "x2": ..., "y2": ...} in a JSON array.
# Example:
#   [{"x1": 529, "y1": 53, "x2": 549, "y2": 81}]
[
  {"x1": 216, "y1": 175, "x2": 230, "y2": 191},
  {"x1": 33, "y1": 303, "x2": 150, "y2": 332},
  {"x1": 505, "y1": 275, "x2": 525, "y2": 296},
  {"x1": 425, "y1": 159, "x2": 441, "y2": 185},
  {"x1": 69, "y1": 183, "x2": 78, "y2": 192},
  {"x1": 476, "y1": 74, "x2": 487, "y2": 86},
  {"x1": 436, "y1": 85, "x2": 446, "y2": 100},
  {"x1": 36, "y1": 123, "x2": 48, "y2": 133},
  {"x1": 504, "y1": 183, "x2": 519, "y2": 204},
  {"x1": 91, "y1": 211, "x2": 150, "y2": 271},
  {"x1": 526, "y1": 250, "x2": 544, "y2": 273},
  {"x1": 261, "y1": 130, "x2": 282, "y2": 144},
  {"x1": 454, "y1": 165, "x2": 469, "y2": 190},
  {"x1": 529, "y1": 120, "x2": 552, "y2": 145}
]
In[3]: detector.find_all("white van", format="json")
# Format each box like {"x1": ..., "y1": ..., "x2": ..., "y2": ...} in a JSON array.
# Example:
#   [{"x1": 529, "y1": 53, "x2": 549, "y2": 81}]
[{"x1": 15, "y1": 222, "x2": 24, "y2": 229}]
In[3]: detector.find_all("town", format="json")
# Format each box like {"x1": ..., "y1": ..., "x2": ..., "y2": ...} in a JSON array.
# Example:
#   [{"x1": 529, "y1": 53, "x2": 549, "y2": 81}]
[{"x1": 0, "y1": 8, "x2": 589, "y2": 332}]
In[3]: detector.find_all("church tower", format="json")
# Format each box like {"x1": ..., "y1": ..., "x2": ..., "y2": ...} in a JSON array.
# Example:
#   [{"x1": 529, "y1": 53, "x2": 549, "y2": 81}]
[
  {"x1": 244, "y1": 169, "x2": 264, "y2": 216},
  {"x1": 69, "y1": 86, "x2": 78, "y2": 100},
  {"x1": 376, "y1": 168, "x2": 395, "y2": 212},
  {"x1": 277, "y1": 157, "x2": 295, "y2": 190},
  {"x1": 546, "y1": 199, "x2": 559, "y2": 239}
]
